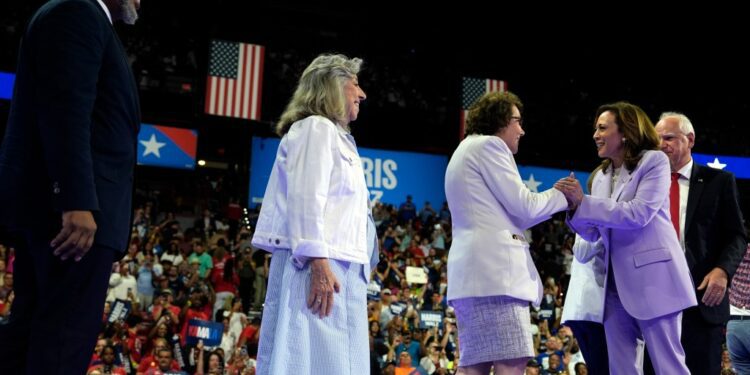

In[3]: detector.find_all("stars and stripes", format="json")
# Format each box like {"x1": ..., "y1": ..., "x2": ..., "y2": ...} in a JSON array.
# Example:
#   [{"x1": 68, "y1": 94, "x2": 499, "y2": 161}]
[
  {"x1": 204, "y1": 40, "x2": 265, "y2": 120},
  {"x1": 460, "y1": 77, "x2": 507, "y2": 139}
]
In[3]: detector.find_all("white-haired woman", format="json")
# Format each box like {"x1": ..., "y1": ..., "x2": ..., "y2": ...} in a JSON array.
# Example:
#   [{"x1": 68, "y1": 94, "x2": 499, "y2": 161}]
[{"x1": 251, "y1": 54, "x2": 379, "y2": 374}]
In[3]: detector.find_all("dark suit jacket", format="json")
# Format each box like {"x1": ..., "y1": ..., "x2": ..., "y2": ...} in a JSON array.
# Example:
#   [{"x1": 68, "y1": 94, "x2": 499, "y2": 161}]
[
  {"x1": 684, "y1": 163, "x2": 748, "y2": 324},
  {"x1": 0, "y1": 0, "x2": 140, "y2": 252}
]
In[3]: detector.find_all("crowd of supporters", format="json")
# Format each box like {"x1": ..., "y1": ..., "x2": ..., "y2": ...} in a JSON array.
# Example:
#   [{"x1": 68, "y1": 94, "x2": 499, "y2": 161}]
[{"x1": 2, "y1": 188, "x2": 739, "y2": 374}]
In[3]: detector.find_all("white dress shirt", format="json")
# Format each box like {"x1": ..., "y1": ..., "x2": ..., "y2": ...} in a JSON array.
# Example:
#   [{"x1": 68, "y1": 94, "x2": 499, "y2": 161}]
[
  {"x1": 95, "y1": 0, "x2": 112, "y2": 23},
  {"x1": 674, "y1": 159, "x2": 693, "y2": 250}
]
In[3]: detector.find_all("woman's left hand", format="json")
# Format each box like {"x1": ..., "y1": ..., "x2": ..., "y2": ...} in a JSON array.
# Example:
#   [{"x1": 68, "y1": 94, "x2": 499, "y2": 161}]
[{"x1": 308, "y1": 258, "x2": 341, "y2": 318}]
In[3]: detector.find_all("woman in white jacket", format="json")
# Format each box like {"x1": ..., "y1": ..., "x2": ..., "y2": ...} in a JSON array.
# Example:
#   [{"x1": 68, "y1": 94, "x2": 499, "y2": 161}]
[
  {"x1": 251, "y1": 54, "x2": 378, "y2": 375},
  {"x1": 445, "y1": 91, "x2": 568, "y2": 374}
]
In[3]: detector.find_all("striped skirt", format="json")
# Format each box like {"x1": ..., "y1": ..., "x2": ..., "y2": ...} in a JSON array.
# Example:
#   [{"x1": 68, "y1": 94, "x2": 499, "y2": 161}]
[
  {"x1": 256, "y1": 249, "x2": 369, "y2": 375},
  {"x1": 452, "y1": 295, "x2": 534, "y2": 366}
]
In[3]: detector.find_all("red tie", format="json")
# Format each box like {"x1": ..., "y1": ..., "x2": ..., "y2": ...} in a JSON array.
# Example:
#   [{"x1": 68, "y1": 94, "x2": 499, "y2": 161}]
[{"x1": 670, "y1": 172, "x2": 680, "y2": 239}]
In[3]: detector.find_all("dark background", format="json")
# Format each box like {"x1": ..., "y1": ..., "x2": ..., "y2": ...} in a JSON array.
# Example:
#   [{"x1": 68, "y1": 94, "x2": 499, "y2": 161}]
[{"x1": 2, "y1": 1, "x2": 749, "y2": 214}]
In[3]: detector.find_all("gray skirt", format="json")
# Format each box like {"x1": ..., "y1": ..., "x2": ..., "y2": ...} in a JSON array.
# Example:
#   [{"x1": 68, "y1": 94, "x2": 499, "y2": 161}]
[{"x1": 451, "y1": 295, "x2": 534, "y2": 366}]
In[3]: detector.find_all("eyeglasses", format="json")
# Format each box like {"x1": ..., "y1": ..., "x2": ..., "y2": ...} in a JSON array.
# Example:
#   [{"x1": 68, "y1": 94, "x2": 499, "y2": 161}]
[{"x1": 510, "y1": 116, "x2": 523, "y2": 125}]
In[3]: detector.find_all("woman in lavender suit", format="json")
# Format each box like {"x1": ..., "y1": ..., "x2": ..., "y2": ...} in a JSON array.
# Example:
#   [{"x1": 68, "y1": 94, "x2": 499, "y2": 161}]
[{"x1": 556, "y1": 102, "x2": 696, "y2": 375}]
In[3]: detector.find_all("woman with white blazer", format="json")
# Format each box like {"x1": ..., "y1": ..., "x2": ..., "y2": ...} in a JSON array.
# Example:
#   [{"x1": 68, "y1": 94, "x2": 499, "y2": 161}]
[
  {"x1": 561, "y1": 234, "x2": 609, "y2": 374},
  {"x1": 445, "y1": 91, "x2": 568, "y2": 374},
  {"x1": 556, "y1": 102, "x2": 696, "y2": 375},
  {"x1": 251, "y1": 54, "x2": 379, "y2": 375}
]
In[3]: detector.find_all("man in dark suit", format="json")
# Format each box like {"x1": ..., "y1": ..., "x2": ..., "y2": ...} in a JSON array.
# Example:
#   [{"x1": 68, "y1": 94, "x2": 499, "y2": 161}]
[
  {"x1": 647, "y1": 112, "x2": 747, "y2": 375},
  {"x1": 0, "y1": 0, "x2": 141, "y2": 373}
]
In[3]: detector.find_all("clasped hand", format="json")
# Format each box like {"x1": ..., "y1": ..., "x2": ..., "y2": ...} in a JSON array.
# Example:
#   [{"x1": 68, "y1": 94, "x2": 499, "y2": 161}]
[{"x1": 554, "y1": 173, "x2": 584, "y2": 210}]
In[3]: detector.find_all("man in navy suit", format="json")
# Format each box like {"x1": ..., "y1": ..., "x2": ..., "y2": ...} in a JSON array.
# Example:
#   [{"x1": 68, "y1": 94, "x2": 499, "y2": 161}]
[
  {"x1": 650, "y1": 112, "x2": 747, "y2": 375},
  {"x1": 0, "y1": 0, "x2": 142, "y2": 373}
]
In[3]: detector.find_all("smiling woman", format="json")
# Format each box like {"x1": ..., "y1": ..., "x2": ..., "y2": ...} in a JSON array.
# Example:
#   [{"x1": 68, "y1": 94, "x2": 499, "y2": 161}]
[
  {"x1": 250, "y1": 53, "x2": 378, "y2": 375},
  {"x1": 556, "y1": 101, "x2": 697, "y2": 374},
  {"x1": 444, "y1": 91, "x2": 568, "y2": 374}
]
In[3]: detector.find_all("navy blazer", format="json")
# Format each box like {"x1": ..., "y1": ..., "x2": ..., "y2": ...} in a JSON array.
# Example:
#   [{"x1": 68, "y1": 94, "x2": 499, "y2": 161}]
[
  {"x1": 0, "y1": 0, "x2": 140, "y2": 252},
  {"x1": 684, "y1": 164, "x2": 747, "y2": 324}
]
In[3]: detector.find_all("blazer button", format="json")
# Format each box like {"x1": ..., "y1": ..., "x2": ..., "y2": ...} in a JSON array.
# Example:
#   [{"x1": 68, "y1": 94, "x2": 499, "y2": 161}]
[
  {"x1": 275, "y1": 239, "x2": 280, "y2": 245},
  {"x1": 53, "y1": 182, "x2": 60, "y2": 194}
]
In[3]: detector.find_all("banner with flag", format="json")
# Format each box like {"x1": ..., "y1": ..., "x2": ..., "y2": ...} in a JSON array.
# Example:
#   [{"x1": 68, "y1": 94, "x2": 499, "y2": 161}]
[
  {"x1": 205, "y1": 39, "x2": 265, "y2": 120},
  {"x1": 137, "y1": 124, "x2": 198, "y2": 170},
  {"x1": 460, "y1": 77, "x2": 507, "y2": 139}
]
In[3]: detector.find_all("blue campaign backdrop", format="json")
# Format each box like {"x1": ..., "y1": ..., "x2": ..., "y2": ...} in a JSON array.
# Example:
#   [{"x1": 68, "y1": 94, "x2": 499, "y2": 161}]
[
  {"x1": 693, "y1": 153, "x2": 750, "y2": 179},
  {"x1": 248, "y1": 137, "x2": 601, "y2": 210},
  {"x1": 137, "y1": 124, "x2": 198, "y2": 170},
  {"x1": 516, "y1": 165, "x2": 592, "y2": 194},
  {"x1": 0, "y1": 72, "x2": 14, "y2": 100},
  {"x1": 249, "y1": 137, "x2": 449, "y2": 208}
]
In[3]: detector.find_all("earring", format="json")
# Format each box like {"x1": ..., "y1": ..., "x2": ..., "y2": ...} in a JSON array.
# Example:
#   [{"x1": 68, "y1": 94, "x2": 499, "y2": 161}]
[{"x1": 622, "y1": 137, "x2": 627, "y2": 142}]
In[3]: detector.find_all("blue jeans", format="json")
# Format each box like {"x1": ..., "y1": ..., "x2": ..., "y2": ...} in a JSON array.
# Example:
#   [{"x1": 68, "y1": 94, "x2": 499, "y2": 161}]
[{"x1": 727, "y1": 320, "x2": 750, "y2": 374}]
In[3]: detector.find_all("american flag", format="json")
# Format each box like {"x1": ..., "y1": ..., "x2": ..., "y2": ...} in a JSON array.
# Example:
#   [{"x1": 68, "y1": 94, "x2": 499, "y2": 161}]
[
  {"x1": 460, "y1": 77, "x2": 507, "y2": 139},
  {"x1": 205, "y1": 40, "x2": 265, "y2": 120}
]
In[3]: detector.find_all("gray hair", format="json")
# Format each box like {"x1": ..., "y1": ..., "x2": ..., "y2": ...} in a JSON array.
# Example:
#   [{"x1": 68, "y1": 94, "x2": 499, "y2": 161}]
[
  {"x1": 276, "y1": 54, "x2": 363, "y2": 136},
  {"x1": 659, "y1": 112, "x2": 696, "y2": 138}
]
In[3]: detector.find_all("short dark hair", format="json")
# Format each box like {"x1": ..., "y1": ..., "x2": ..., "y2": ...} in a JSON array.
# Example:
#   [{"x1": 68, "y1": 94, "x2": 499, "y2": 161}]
[{"x1": 464, "y1": 91, "x2": 523, "y2": 137}]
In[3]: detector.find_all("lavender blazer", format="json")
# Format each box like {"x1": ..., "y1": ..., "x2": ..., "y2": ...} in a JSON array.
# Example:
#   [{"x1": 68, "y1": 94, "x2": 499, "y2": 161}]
[{"x1": 568, "y1": 150, "x2": 697, "y2": 320}]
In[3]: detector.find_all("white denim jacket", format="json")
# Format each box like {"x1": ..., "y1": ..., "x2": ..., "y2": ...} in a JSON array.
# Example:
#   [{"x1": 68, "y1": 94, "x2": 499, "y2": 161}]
[{"x1": 252, "y1": 115, "x2": 370, "y2": 265}]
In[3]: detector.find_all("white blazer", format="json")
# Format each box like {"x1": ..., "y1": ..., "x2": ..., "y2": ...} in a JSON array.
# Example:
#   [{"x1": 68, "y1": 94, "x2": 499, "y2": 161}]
[
  {"x1": 252, "y1": 115, "x2": 370, "y2": 265},
  {"x1": 561, "y1": 235, "x2": 606, "y2": 323},
  {"x1": 445, "y1": 135, "x2": 567, "y2": 306}
]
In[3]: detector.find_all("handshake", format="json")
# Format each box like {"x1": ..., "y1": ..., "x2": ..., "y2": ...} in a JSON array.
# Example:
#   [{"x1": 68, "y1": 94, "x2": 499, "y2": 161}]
[{"x1": 554, "y1": 172, "x2": 584, "y2": 210}]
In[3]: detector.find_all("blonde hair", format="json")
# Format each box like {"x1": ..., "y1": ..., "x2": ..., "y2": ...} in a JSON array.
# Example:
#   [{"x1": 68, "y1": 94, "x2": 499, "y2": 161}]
[{"x1": 276, "y1": 54, "x2": 363, "y2": 135}]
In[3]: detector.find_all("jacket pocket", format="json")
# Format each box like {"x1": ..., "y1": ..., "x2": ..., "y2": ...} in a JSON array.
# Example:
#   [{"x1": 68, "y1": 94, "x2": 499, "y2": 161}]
[{"x1": 633, "y1": 248, "x2": 672, "y2": 268}]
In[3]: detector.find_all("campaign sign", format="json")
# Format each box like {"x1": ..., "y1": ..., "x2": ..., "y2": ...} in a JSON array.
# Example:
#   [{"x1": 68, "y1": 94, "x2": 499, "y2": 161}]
[
  {"x1": 367, "y1": 279, "x2": 382, "y2": 301},
  {"x1": 405, "y1": 266, "x2": 428, "y2": 284},
  {"x1": 108, "y1": 299, "x2": 132, "y2": 324},
  {"x1": 248, "y1": 137, "x2": 448, "y2": 208},
  {"x1": 186, "y1": 319, "x2": 223, "y2": 346},
  {"x1": 419, "y1": 310, "x2": 444, "y2": 329},
  {"x1": 389, "y1": 302, "x2": 406, "y2": 316}
]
